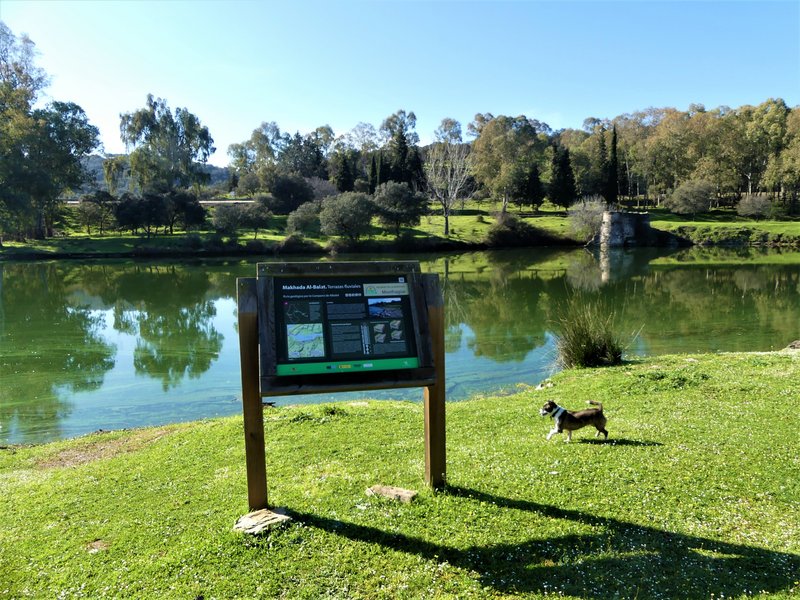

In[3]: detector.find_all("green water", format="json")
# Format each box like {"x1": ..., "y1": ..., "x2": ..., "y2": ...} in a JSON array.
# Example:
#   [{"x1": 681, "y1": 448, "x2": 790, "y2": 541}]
[{"x1": 2, "y1": 247, "x2": 799, "y2": 445}]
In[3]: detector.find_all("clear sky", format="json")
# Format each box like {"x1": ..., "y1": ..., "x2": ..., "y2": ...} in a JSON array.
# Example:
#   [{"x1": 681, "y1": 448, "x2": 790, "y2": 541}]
[{"x1": 2, "y1": 0, "x2": 798, "y2": 167}]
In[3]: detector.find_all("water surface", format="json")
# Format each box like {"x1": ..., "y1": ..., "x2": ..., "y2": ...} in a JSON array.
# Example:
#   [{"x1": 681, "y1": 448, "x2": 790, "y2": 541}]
[{"x1": 2, "y1": 247, "x2": 799, "y2": 444}]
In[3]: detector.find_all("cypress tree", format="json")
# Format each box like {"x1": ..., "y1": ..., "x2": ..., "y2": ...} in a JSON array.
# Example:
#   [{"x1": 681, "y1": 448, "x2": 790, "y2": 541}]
[
  {"x1": 368, "y1": 154, "x2": 378, "y2": 194},
  {"x1": 549, "y1": 145, "x2": 577, "y2": 209},
  {"x1": 605, "y1": 125, "x2": 619, "y2": 206}
]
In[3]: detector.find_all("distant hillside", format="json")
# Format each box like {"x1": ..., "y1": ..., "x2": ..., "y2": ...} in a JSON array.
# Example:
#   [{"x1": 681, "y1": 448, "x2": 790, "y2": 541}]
[{"x1": 70, "y1": 154, "x2": 230, "y2": 197}]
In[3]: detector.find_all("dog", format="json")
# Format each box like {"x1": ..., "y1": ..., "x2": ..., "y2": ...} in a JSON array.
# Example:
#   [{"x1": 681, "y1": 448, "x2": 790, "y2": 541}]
[{"x1": 539, "y1": 400, "x2": 608, "y2": 442}]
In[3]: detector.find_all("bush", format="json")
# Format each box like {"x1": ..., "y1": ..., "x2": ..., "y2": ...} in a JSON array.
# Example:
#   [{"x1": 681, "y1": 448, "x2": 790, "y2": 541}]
[
  {"x1": 664, "y1": 179, "x2": 714, "y2": 216},
  {"x1": 286, "y1": 201, "x2": 322, "y2": 236},
  {"x1": 736, "y1": 194, "x2": 772, "y2": 219},
  {"x1": 568, "y1": 195, "x2": 607, "y2": 242},
  {"x1": 372, "y1": 181, "x2": 428, "y2": 237},
  {"x1": 319, "y1": 192, "x2": 374, "y2": 242},
  {"x1": 212, "y1": 204, "x2": 246, "y2": 237},
  {"x1": 555, "y1": 294, "x2": 624, "y2": 368}
]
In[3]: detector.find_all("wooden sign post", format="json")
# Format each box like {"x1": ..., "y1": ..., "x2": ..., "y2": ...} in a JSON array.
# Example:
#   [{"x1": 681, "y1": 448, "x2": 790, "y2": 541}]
[{"x1": 236, "y1": 262, "x2": 445, "y2": 513}]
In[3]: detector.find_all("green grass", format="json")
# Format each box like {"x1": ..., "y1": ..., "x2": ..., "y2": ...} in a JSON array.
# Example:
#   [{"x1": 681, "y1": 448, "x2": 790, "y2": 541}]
[{"x1": 2, "y1": 352, "x2": 799, "y2": 598}]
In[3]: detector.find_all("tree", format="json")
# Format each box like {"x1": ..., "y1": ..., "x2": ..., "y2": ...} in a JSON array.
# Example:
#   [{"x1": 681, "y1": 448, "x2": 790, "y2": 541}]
[
  {"x1": 212, "y1": 203, "x2": 246, "y2": 237},
  {"x1": 267, "y1": 173, "x2": 314, "y2": 214},
  {"x1": 664, "y1": 179, "x2": 714, "y2": 216},
  {"x1": 736, "y1": 194, "x2": 771, "y2": 219},
  {"x1": 102, "y1": 156, "x2": 128, "y2": 196},
  {"x1": 425, "y1": 124, "x2": 474, "y2": 236},
  {"x1": 243, "y1": 202, "x2": 272, "y2": 239},
  {"x1": 603, "y1": 125, "x2": 619, "y2": 206},
  {"x1": 549, "y1": 145, "x2": 577, "y2": 208},
  {"x1": 120, "y1": 94, "x2": 215, "y2": 193},
  {"x1": 1, "y1": 25, "x2": 100, "y2": 241},
  {"x1": 372, "y1": 181, "x2": 428, "y2": 237},
  {"x1": 319, "y1": 192, "x2": 374, "y2": 242},
  {"x1": 78, "y1": 190, "x2": 116, "y2": 234},
  {"x1": 286, "y1": 201, "x2": 322, "y2": 236},
  {"x1": 20, "y1": 102, "x2": 100, "y2": 238},
  {"x1": 522, "y1": 162, "x2": 545, "y2": 211},
  {"x1": 470, "y1": 114, "x2": 550, "y2": 213}
]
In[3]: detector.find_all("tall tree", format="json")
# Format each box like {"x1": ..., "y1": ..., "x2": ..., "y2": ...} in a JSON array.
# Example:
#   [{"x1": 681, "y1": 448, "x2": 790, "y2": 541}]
[
  {"x1": 120, "y1": 94, "x2": 215, "y2": 193},
  {"x1": 549, "y1": 145, "x2": 577, "y2": 208},
  {"x1": 470, "y1": 114, "x2": 550, "y2": 213},
  {"x1": 603, "y1": 125, "x2": 619, "y2": 206},
  {"x1": 425, "y1": 119, "x2": 474, "y2": 236}
]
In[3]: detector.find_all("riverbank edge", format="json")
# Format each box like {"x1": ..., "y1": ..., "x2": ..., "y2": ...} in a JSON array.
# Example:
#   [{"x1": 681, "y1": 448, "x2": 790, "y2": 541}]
[{"x1": 5, "y1": 221, "x2": 800, "y2": 261}]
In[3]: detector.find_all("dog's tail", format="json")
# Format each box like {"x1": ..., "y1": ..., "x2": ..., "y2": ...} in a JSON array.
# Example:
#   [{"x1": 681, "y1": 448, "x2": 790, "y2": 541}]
[{"x1": 587, "y1": 400, "x2": 603, "y2": 411}]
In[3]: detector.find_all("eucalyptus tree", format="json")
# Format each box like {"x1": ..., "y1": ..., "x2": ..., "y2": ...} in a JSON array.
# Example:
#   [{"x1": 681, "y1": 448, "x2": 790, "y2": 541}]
[
  {"x1": 469, "y1": 114, "x2": 550, "y2": 213},
  {"x1": 1, "y1": 23, "x2": 99, "y2": 240},
  {"x1": 120, "y1": 94, "x2": 215, "y2": 193}
]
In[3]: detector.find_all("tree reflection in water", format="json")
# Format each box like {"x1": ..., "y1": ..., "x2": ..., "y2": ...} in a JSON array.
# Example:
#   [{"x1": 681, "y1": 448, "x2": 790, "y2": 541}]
[{"x1": 0, "y1": 263, "x2": 115, "y2": 443}]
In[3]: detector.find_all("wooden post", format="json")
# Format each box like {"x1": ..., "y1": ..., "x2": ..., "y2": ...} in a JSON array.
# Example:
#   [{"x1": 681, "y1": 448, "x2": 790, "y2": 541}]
[
  {"x1": 237, "y1": 278, "x2": 268, "y2": 510},
  {"x1": 422, "y1": 274, "x2": 446, "y2": 489}
]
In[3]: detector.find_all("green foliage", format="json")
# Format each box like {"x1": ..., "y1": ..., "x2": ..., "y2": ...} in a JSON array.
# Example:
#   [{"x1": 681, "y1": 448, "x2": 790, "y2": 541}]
[
  {"x1": 372, "y1": 181, "x2": 428, "y2": 237},
  {"x1": 555, "y1": 293, "x2": 624, "y2": 368},
  {"x1": 211, "y1": 203, "x2": 246, "y2": 237},
  {"x1": 120, "y1": 94, "x2": 214, "y2": 193},
  {"x1": 736, "y1": 194, "x2": 772, "y2": 219},
  {"x1": 548, "y1": 144, "x2": 577, "y2": 208},
  {"x1": 286, "y1": 201, "x2": 321, "y2": 236},
  {"x1": 266, "y1": 173, "x2": 314, "y2": 214},
  {"x1": 567, "y1": 195, "x2": 607, "y2": 242},
  {"x1": 665, "y1": 179, "x2": 715, "y2": 216},
  {"x1": 319, "y1": 192, "x2": 374, "y2": 241},
  {"x1": 2, "y1": 353, "x2": 800, "y2": 598}
]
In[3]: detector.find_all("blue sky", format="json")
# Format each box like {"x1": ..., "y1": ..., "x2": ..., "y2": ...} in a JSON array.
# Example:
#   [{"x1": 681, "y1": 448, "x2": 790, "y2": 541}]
[{"x1": 2, "y1": 0, "x2": 798, "y2": 167}]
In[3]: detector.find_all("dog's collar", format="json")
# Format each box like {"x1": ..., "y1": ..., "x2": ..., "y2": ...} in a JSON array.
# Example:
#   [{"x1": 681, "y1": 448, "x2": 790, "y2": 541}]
[{"x1": 550, "y1": 406, "x2": 565, "y2": 420}]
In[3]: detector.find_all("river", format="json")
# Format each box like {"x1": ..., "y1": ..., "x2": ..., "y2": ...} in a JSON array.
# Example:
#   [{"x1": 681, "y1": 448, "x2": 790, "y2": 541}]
[{"x1": 2, "y1": 247, "x2": 799, "y2": 444}]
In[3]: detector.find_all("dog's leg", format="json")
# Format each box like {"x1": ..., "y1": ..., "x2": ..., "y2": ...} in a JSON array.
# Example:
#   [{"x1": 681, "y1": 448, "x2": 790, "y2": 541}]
[
  {"x1": 565, "y1": 430, "x2": 572, "y2": 442},
  {"x1": 546, "y1": 428, "x2": 558, "y2": 441}
]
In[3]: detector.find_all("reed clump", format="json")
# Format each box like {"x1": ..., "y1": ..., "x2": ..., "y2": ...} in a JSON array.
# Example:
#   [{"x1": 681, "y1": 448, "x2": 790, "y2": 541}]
[{"x1": 556, "y1": 294, "x2": 624, "y2": 368}]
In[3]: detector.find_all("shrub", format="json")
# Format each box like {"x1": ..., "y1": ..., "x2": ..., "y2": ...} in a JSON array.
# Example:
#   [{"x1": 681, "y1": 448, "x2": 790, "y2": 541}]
[
  {"x1": 212, "y1": 204, "x2": 246, "y2": 237},
  {"x1": 286, "y1": 201, "x2": 322, "y2": 236},
  {"x1": 555, "y1": 294, "x2": 624, "y2": 368},
  {"x1": 319, "y1": 192, "x2": 374, "y2": 242},
  {"x1": 568, "y1": 195, "x2": 607, "y2": 242},
  {"x1": 664, "y1": 179, "x2": 714, "y2": 216},
  {"x1": 736, "y1": 194, "x2": 772, "y2": 219},
  {"x1": 372, "y1": 181, "x2": 428, "y2": 237}
]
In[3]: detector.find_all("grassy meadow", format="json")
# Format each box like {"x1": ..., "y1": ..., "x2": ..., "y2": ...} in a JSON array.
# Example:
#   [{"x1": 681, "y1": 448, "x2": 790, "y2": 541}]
[{"x1": 2, "y1": 352, "x2": 799, "y2": 598}]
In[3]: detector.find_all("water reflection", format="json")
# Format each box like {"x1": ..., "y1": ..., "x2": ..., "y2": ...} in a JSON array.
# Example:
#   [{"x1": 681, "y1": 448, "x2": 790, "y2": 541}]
[
  {"x1": 2, "y1": 249, "x2": 800, "y2": 444},
  {"x1": 0, "y1": 263, "x2": 115, "y2": 443}
]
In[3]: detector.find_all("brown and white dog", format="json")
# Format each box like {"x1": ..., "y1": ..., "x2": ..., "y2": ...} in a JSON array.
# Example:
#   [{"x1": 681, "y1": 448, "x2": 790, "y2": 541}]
[{"x1": 539, "y1": 400, "x2": 608, "y2": 441}]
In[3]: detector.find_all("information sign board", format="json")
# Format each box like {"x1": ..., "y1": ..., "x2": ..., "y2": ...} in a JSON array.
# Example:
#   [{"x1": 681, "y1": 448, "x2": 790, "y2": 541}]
[{"x1": 257, "y1": 262, "x2": 434, "y2": 395}]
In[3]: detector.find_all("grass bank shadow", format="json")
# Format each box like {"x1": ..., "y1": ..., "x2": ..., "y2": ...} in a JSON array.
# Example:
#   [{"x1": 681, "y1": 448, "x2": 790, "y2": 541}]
[{"x1": 285, "y1": 485, "x2": 799, "y2": 598}]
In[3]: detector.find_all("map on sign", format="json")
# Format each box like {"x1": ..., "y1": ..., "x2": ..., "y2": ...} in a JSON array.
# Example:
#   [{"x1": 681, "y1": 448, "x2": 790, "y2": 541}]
[{"x1": 286, "y1": 323, "x2": 324, "y2": 358}]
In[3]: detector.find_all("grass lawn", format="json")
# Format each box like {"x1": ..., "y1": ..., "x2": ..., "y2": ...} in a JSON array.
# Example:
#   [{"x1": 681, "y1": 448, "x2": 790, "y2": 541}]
[{"x1": 2, "y1": 352, "x2": 799, "y2": 598}]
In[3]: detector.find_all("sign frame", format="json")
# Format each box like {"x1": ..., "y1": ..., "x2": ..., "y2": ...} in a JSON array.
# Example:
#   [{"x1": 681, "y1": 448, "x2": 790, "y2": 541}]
[
  {"x1": 236, "y1": 260, "x2": 446, "y2": 511},
  {"x1": 256, "y1": 261, "x2": 435, "y2": 396}
]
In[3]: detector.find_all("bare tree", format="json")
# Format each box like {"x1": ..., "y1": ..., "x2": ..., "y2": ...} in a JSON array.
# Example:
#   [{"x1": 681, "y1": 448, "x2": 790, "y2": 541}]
[{"x1": 424, "y1": 140, "x2": 474, "y2": 236}]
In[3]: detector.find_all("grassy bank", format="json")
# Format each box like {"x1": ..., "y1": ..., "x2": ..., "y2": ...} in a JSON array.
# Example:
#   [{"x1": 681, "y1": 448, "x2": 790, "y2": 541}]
[
  {"x1": 2, "y1": 352, "x2": 799, "y2": 598},
  {"x1": 6, "y1": 204, "x2": 800, "y2": 261}
]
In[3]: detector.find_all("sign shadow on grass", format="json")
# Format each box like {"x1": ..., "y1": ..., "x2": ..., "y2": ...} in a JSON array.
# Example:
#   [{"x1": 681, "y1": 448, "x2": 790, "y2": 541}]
[{"x1": 285, "y1": 485, "x2": 799, "y2": 598}]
